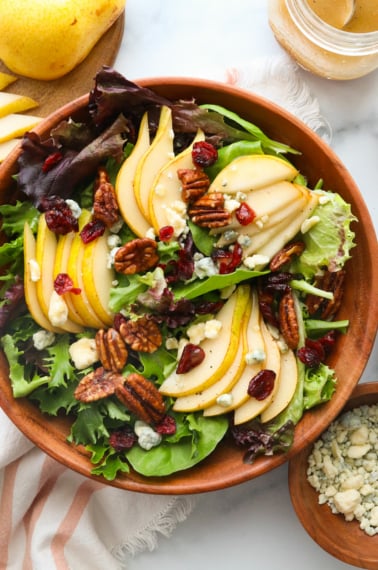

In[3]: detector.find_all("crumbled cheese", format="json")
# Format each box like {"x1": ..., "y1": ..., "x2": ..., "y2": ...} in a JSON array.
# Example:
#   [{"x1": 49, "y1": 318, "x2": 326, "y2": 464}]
[
  {"x1": 243, "y1": 254, "x2": 270, "y2": 269},
  {"x1": 163, "y1": 200, "x2": 187, "y2": 237},
  {"x1": 224, "y1": 198, "x2": 240, "y2": 213},
  {"x1": 245, "y1": 348, "x2": 266, "y2": 365},
  {"x1": 145, "y1": 227, "x2": 156, "y2": 240},
  {"x1": 65, "y1": 199, "x2": 82, "y2": 219},
  {"x1": 194, "y1": 256, "x2": 218, "y2": 279},
  {"x1": 307, "y1": 403, "x2": 378, "y2": 536},
  {"x1": 48, "y1": 291, "x2": 68, "y2": 327},
  {"x1": 237, "y1": 234, "x2": 252, "y2": 248},
  {"x1": 204, "y1": 319, "x2": 222, "y2": 339},
  {"x1": 69, "y1": 337, "x2": 99, "y2": 370},
  {"x1": 187, "y1": 322, "x2": 205, "y2": 345},
  {"x1": 107, "y1": 233, "x2": 122, "y2": 249},
  {"x1": 236, "y1": 192, "x2": 247, "y2": 201},
  {"x1": 165, "y1": 337, "x2": 179, "y2": 351},
  {"x1": 134, "y1": 420, "x2": 162, "y2": 450},
  {"x1": 301, "y1": 215, "x2": 320, "y2": 234},
  {"x1": 216, "y1": 393, "x2": 233, "y2": 407},
  {"x1": 33, "y1": 330, "x2": 55, "y2": 351},
  {"x1": 28, "y1": 259, "x2": 40, "y2": 282},
  {"x1": 107, "y1": 246, "x2": 120, "y2": 269},
  {"x1": 110, "y1": 218, "x2": 124, "y2": 234},
  {"x1": 222, "y1": 230, "x2": 238, "y2": 243}
]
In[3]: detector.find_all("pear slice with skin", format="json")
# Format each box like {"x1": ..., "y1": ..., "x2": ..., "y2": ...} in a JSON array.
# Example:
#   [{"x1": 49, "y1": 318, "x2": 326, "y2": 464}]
[
  {"x1": 0, "y1": 92, "x2": 38, "y2": 118},
  {"x1": 115, "y1": 112, "x2": 151, "y2": 237},
  {"x1": 208, "y1": 154, "x2": 298, "y2": 195},
  {"x1": 24, "y1": 222, "x2": 62, "y2": 333},
  {"x1": 54, "y1": 232, "x2": 86, "y2": 326},
  {"x1": 0, "y1": 71, "x2": 17, "y2": 90},
  {"x1": 134, "y1": 105, "x2": 174, "y2": 223},
  {"x1": 81, "y1": 228, "x2": 114, "y2": 327},
  {"x1": 233, "y1": 318, "x2": 281, "y2": 425},
  {"x1": 0, "y1": 139, "x2": 19, "y2": 163},
  {"x1": 66, "y1": 211, "x2": 107, "y2": 329},
  {"x1": 260, "y1": 348, "x2": 298, "y2": 423},
  {"x1": 172, "y1": 299, "x2": 251, "y2": 412},
  {"x1": 35, "y1": 214, "x2": 83, "y2": 333},
  {"x1": 0, "y1": 114, "x2": 41, "y2": 143},
  {"x1": 159, "y1": 285, "x2": 250, "y2": 397},
  {"x1": 148, "y1": 129, "x2": 205, "y2": 235},
  {"x1": 204, "y1": 288, "x2": 265, "y2": 416}
]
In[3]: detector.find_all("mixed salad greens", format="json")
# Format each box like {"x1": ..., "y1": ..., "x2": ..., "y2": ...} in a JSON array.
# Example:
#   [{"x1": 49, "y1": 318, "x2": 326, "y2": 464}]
[{"x1": 0, "y1": 68, "x2": 357, "y2": 480}]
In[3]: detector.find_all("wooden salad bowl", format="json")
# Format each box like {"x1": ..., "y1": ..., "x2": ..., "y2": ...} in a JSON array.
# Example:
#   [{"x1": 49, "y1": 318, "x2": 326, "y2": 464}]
[
  {"x1": 289, "y1": 382, "x2": 378, "y2": 569},
  {"x1": 0, "y1": 77, "x2": 377, "y2": 494}
]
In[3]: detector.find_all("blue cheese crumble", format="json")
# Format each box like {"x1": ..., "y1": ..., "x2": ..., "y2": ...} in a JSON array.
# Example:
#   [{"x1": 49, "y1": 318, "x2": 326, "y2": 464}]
[{"x1": 307, "y1": 403, "x2": 378, "y2": 536}]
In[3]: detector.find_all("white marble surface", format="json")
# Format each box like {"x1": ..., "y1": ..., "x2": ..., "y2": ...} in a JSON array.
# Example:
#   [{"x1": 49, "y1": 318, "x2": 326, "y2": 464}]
[{"x1": 114, "y1": 1, "x2": 378, "y2": 568}]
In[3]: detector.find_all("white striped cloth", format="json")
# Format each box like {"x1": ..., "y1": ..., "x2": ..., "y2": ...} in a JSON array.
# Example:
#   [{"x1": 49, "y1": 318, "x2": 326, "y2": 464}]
[{"x1": 0, "y1": 54, "x2": 328, "y2": 569}]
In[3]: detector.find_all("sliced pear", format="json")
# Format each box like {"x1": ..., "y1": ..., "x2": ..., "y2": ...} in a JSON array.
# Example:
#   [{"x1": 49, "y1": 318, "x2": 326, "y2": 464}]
[
  {"x1": 0, "y1": 71, "x2": 17, "y2": 90},
  {"x1": 204, "y1": 289, "x2": 265, "y2": 416},
  {"x1": 54, "y1": 232, "x2": 86, "y2": 326},
  {"x1": 233, "y1": 318, "x2": 281, "y2": 425},
  {"x1": 66, "y1": 211, "x2": 107, "y2": 329},
  {"x1": 0, "y1": 138, "x2": 19, "y2": 163},
  {"x1": 260, "y1": 348, "x2": 298, "y2": 423},
  {"x1": 23, "y1": 222, "x2": 62, "y2": 333},
  {"x1": 148, "y1": 129, "x2": 205, "y2": 234},
  {"x1": 115, "y1": 112, "x2": 151, "y2": 237},
  {"x1": 159, "y1": 285, "x2": 250, "y2": 397},
  {"x1": 208, "y1": 154, "x2": 298, "y2": 194},
  {"x1": 35, "y1": 214, "x2": 83, "y2": 333},
  {"x1": 81, "y1": 229, "x2": 114, "y2": 327},
  {"x1": 172, "y1": 300, "x2": 250, "y2": 412},
  {"x1": 0, "y1": 113, "x2": 42, "y2": 143},
  {"x1": 134, "y1": 105, "x2": 174, "y2": 222},
  {"x1": 0, "y1": 92, "x2": 38, "y2": 118}
]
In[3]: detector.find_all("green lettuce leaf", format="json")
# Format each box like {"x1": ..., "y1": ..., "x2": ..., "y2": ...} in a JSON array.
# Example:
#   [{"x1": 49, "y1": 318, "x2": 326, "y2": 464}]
[{"x1": 303, "y1": 363, "x2": 337, "y2": 410}]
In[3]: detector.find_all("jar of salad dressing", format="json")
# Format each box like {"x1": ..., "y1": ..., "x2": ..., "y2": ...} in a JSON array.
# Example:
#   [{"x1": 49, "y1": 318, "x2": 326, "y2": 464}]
[{"x1": 268, "y1": 0, "x2": 378, "y2": 79}]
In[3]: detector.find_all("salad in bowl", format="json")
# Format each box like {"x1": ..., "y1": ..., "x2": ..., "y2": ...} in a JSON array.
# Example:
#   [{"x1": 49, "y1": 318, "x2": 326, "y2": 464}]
[{"x1": 0, "y1": 69, "x2": 373, "y2": 492}]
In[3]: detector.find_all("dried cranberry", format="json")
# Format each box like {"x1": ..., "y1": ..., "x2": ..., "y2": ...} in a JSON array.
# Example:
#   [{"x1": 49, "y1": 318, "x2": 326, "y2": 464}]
[
  {"x1": 159, "y1": 226, "x2": 174, "y2": 242},
  {"x1": 40, "y1": 195, "x2": 79, "y2": 235},
  {"x1": 176, "y1": 343, "x2": 205, "y2": 374},
  {"x1": 42, "y1": 152, "x2": 63, "y2": 173},
  {"x1": 219, "y1": 243, "x2": 243, "y2": 274},
  {"x1": 318, "y1": 330, "x2": 337, "y2": 352},
  {"x1": 109, "y1": 426, "x2": 137, "y2": 452},
  {"x1": 155, "y1": 415, "x2": 177, "y2": 435},
  {"x1": 80, "y1": 219, "x2": 106, "y2": 244},
  {"x1": 247, "y1": 369, "x2": 276, "y2": 400},
  {"x1": 297, "y1": 346, "x2": 322, "y2": 368},
  {"x1": 195, "y1": 299, "x2": 224, "y2": 315},
  {"x1": 54, "y1": 273, "x2": 81, "y2": 295},
  {"x1": 192, "y1": 141, "x2": 218, "y2": 168},
  {"x1": 235, "y1": 202, "x2": 256, "y2": 226},
  {"x1": 305, "y1": 338, "x2": 326, "y2": 361}
]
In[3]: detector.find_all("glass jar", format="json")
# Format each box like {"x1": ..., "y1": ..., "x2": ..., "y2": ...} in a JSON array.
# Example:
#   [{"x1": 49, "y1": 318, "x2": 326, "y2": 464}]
[{"x1": 268, "y1": 0, "x2": 378, "y2": 80}]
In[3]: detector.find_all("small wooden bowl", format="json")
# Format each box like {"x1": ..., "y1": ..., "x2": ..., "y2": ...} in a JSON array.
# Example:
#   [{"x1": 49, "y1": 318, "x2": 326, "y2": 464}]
[
  {"x1": 0, "y1": 77, "x2": 377, "y2": 494},
  {"x1": 289, "y1": 382, "x2": 378, "y2": 569}
]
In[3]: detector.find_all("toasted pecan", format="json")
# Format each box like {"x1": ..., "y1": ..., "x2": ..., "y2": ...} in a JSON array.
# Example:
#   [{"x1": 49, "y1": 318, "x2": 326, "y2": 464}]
[
  {"x1": 95, "y1": 328, "x2": 128, "y2": 371},
  {"x1": 188, "y1": 192, "x2": 231, "y2": 228},
  {"x1": 279, "y1": 290, "x2": 300, "y2": 349},
  {"x1": 115, "y1": 373, "x2": 166, "y2": 424},
  {"x1": 74, "y1": 367, "x2": 125, "y2": 402},
  {"x1": 118, "y1": 316, "x2": 162, "y2": 353},
  {"x1": 306, "y1": 269, "x2": 346, "y2": 319},
  {"x1": 93, "y1": 167, "x2": 120, "y2": 228},
  {"x1": 177, "y1": 167, "x2": 210, "y2": 203},
  {"x1": 114, "y1": 238, "x2": 159, "y2": 275},
  {"x1": 269, "y1": 241, "x2": 305, "y2": 272}
]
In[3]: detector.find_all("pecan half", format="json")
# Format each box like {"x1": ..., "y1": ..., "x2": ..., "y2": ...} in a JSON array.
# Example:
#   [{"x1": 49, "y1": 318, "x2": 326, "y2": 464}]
[
  {"x1": 114, "y1": 238, "x2": 159, "y2": 274},
  {"x1": 269, "y1": 241, "x2": 305, "y2": 272},
  {"x1": 118, "y1": 315, "x2": 162, "y2": 353},
  {"x1": 188, "y1": 192, "x2": 231, "y2": 228},
  {"x1": 93, "y1": 167, "x2": 120, "y2": 228},
  {"x1": 306, "y1": 269, "x2": 345, "y2": 319},
  {"x1": 115, "y1": 373, "x2": 166, "y2": 424},
  {"x1": 177, "y1": 167, "x2": 210, "y2": 203},
  {"x1": 279, "y1": 290, "x2": 299, "y2": 349},
  {"x1": 95, "y1": 328, "x2": 128, "y2": 371},
  {"x1": 74, "y1": 367, "x2": 125, "y2": 402}
]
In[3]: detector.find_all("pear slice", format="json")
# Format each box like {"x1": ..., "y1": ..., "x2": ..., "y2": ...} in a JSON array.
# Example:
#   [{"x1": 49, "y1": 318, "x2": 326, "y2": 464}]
[
  {"x1": 208, "y1": 154, "x2": 298, "y2": 194},
  {"x1": 115, "y1": 112, "x2": 151, "y2": 237},
  {"x1": 0, "y1": 71, "x2": 17, "y2": 90},
  {"x1": 204, "y1": 288, "x2": 265, "y2": 416},
  {"x1": 0, "y1": 92, "x2": 38, "y2": 118},
  {"x1": 148, "y1": 129, "x2": 205, "y2": 234},
  {"x1": 172, "y1": 301, "x2": 250, "y2": 412},
  {"x1": 81, "y1": 229, "x2": 114, "y2": 327},
  {"x1": 35, "y1": 214, "x2": 83, "y2": 333},
  {"x1": 159, "y1": 285, "x2": 250, "y2": 397},
  {"x1": 233, "y1": 318, "x2": 281, "y2": 425},
  {"x1": 134, "y1": 105, "x2": 174, "y2": 222},
  {"x1": 66, "y1": 211, "x2": 107, "y2": 329},
  {"x1": 260, "y1": 348, "x2": 298, "y2": 423},
  {"x1": 54, "y1": 232, "x2": 87, "y2": 326},
  {"x1": 0, "y1": 113, "x2": 41, "y2": 143},
  {"x1": 23, "y1": 222, "x2": 62, "y2": 333},
  {"x1": 0, "y1": 138, "x2": 19, "y2": 163}
]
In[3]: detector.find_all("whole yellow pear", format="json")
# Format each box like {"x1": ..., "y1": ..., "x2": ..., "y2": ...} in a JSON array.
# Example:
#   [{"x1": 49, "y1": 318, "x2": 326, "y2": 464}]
[{"x1": 0, "y1": 0, "x2": 126, "y2": 80}]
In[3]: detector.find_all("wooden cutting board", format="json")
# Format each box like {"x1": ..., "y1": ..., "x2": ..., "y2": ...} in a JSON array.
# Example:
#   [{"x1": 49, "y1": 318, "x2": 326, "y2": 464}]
[{"x1": 0, "y1": 13, "x2": 125, "y2": 118}]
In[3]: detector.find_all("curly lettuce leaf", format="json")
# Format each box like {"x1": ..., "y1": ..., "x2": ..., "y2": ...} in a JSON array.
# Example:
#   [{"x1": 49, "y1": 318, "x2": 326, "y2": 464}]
[
  {"x1": 294, "y1": 191, "x2": 357, "y2": 278},
  {"x1": 303, "y1": 363, "x2": 337, "y2": 410}
]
